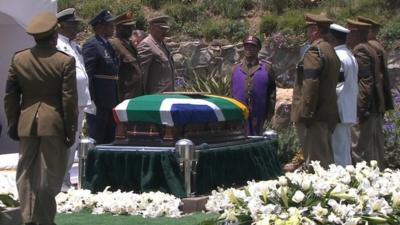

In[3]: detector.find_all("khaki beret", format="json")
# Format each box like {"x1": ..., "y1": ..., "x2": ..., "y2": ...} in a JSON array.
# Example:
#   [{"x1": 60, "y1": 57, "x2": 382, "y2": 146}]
[
  {"x1": 26, "y1": 12, "x2": 58, "y2": 39},
  {"x1": 149, "y1": 15, "x2": 170, "y2": 29},
  {"x1": 347, "y1": 19, "x2": 371, "y2": 31},
  {"x1": 305, "y1": 13, "x2": 333, "y2": 27},
  {"x1": 357, "y1": 16, "x2": 381, "y2": 28},
  {"x1": 114, "y1": 11, "x2": 135, "y2": 26},
  {"x1": 57, "y1": 8, "x2": 82, "y2": 22}
]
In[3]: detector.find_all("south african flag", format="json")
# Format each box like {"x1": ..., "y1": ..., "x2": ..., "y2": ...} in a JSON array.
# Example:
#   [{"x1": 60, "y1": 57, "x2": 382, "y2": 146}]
[{"x1": 113, "y1": 94, "x2": 249, "y2": 127}]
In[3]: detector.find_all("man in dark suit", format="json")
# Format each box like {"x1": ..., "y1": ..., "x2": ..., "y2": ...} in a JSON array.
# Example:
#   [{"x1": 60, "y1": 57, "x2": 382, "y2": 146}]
[
  {"x1": 82, "y1": 9, "x2": 119, "y2": 144},
  {"x1": 4, "y1": 12, "x2": 78, "y2": 225}
]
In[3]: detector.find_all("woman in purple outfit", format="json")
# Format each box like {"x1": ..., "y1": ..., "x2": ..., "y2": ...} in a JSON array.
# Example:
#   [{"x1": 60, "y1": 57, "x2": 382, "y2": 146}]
[{"x1": 231, "y1": 35, "x2": 276, "y2": 135}]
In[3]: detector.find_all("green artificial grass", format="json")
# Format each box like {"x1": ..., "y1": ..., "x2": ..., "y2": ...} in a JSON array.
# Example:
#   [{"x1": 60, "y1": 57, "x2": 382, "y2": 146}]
[{"x1": 56, "y1": 211, "x2": 218, "y2": 225}]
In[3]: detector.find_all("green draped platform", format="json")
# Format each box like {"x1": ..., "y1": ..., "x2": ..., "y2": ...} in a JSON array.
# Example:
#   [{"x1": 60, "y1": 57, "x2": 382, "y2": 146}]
[{"x1": 84, "y1": 138, "x2": 281, "y2": 197}]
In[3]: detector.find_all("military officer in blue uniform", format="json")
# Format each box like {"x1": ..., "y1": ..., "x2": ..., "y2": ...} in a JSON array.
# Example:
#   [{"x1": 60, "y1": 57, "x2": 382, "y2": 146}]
[{"x1": 82, "y1": 9, "x2": 119, "y2": 144}]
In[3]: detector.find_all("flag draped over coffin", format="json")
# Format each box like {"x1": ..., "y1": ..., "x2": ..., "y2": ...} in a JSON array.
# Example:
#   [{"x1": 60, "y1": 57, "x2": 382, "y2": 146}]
[{"x1": 113, "y1": 94, "x2": 249, "y2": 127}]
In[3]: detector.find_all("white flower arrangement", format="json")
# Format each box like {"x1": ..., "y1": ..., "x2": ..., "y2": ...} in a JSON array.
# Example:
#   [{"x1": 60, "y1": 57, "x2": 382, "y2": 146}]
[
  {"x1": 56, "y1": 187, "x2": 182, "y2": 218},
  {"x1": 205, "y1": 161, "x2": 400, "y2": 224},
  {"x1": 0, "y1": 171, "x2": 181, "y2": 218}
]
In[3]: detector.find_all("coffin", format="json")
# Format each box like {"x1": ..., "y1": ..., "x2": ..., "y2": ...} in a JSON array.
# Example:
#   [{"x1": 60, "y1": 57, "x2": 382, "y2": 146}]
[{"x1": 112, "y1": 93, "x2": 249, "y2": 146}]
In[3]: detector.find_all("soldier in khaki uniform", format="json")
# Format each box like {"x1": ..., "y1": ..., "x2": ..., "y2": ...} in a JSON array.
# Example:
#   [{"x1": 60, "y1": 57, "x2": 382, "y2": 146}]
[
  {"x1": 4, "y1": 12, "x2": 78, "y2": 225},
  {"x1": 291, "y1": 13, "x2": 340, "y2": 168},
  {"x1": 357, "y1": 16, "x2": 394, "y2": 111},
  {"x1": 110, "y1": 12, "x2": 143, "y2": 101},
  {"x1": 138, "y1": 15, "x2": 175, "y2": 94},
  {"x1": 347, "y1": 19, "x2": 392, "y2": 169}
]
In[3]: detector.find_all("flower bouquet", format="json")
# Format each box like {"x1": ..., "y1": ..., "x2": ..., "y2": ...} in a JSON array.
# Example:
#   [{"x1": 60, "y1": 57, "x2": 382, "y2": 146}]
[
  {"x1": 56, "y1": 187, "x2": 182, "y2": 218},
  {"x1": 206, "y1": 161, "x2": 400, "y2": 225}
]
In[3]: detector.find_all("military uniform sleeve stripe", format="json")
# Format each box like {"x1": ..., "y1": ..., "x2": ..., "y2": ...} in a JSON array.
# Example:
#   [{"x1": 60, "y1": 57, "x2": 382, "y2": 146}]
[
  {"x1": 5, "y1": 80, "x2": 21, "y2": 94},
  {"x1": 303, "y1": 69, "x2": 320, "y2": 79}
]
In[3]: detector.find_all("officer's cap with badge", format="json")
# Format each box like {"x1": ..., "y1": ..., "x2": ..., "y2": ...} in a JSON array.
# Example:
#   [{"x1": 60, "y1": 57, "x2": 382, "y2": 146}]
[
  {"x1": 243, "y1": 35, "x2": 262, "y2": 50},
  {"x1": 114, "y1": 11, "x2": 135, "y2": 26},
  {"x1": 304, "y1": 13, "x2": 333, "y2": 28},
  {"x1": 346, "y1": 19, "x2": 371, "y2": 32},
  {"x1": 357, "y1": 16, "x2": 381, "y2": 28},
  {"x1": 89, "y1": 9, "x2": 115, "y2": 27},
  {"x1": 26, "y1": 12, "x2": 59, "y2": 40},
  {"x1": 148, "y1": 15, "x2": 170, "y2": 29},
  {"x1": 56, "y1": 8, "x2": 82, "y2": 23}
]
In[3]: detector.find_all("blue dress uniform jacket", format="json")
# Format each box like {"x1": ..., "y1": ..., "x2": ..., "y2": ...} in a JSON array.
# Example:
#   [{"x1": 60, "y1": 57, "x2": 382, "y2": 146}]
[
  {"x1": 82, "y1": 35, "x2": 119, "y2": 109},
  {"x1": 82, "y1": 35, "x2": 119, "y2": 144}
]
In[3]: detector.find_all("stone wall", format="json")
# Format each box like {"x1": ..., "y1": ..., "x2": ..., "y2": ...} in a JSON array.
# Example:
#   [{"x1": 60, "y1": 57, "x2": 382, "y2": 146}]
[
  {"x1": 167, "y1": 40, "x2": 400, "y2": 128},
  {"x1": 167, "y1": 40, "x2": 305, "y2": 88}
]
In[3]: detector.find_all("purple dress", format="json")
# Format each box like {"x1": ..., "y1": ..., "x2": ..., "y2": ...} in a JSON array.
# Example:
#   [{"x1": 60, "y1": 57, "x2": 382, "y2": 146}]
[{"x1": 232, "y1": 62, "x2": 270, "y2": 135}]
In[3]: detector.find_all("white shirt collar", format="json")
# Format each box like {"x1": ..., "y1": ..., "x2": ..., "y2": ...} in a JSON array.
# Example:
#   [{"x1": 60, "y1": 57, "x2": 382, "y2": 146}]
[
  {"x1": 58, "y1": 33, "x2": 71, "y2": 43},
  {"x1": 334, "y1": 44, "x2": 348, "y2": 51}
]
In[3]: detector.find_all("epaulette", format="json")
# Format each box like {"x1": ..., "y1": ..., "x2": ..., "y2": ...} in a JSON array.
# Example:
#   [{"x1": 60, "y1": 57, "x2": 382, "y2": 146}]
[
  {"x1": 312, "y1": 39, "x2": 326, "y2": 63},
  {"x1": 12, "y1": 48, "x2": 30, "y2": 61},
  {"x1": 13, "y1": 48, "x2": 30, "y2": 56}
]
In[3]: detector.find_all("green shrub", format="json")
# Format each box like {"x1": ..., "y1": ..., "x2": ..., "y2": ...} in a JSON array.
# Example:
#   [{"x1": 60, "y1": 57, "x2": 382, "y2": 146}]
[
  {"x1": 203, "y1": 0, "x2": 252, "y2": 19},
  {"x1": 277, "y1": 10, "x2": 305, "y2": 35},
  {"x1": 61, "y1": 0, "x2": 142, "y2": 21},
  {"x1": 265, "y1": 122, "x2": 300, "y2": 165},
  {"x1": 200, "y1": 19, "x2": 249, "y2": 42},
  {"x1": 165, "y1": 3, "x2": 203, "y2": 23},
  {"x1": 242, "y1": 0, "x2": 256, "y2": 11},
  {"x1": 185, "y1": 69, "x2": 231, "y2": 96},
  {"x1": 165, "y1": 3, "x2": 205, "y2": 35},
  {"x1": 277, "y1": 125, "x2": 300, "y2": 165},
  {"x1": 259, "y1": 14, "x2": 278, "y2": 35},
  {"x1": 379, "y1": 19, "x2": 400, "y2": 46},
  {"x1": 141, "y1": 0, "x2": 185, "y2": 9},
  {"x1": 58, "y1": 0, "x2": 76, "y2": 10},
  {"x1": 181, "y1": 22, "x2": 203, "y2": 38},
  {"x1": 140, "y1": 0, "x2": 161, "y2": 9},
  {"x1": 260, "y1": 0, "x2": 289, "y2": 14}
]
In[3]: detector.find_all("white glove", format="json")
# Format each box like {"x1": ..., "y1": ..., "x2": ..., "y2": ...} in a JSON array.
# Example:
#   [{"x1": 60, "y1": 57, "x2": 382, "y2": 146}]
[{"x1": 84, "y1": 101, "x2": 97, "y2": 115}]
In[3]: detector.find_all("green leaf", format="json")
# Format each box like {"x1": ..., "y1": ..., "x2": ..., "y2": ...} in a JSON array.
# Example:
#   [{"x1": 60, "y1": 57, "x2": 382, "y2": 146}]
[{"x1": 0, "y1": 194, "x2": 19, "y2": 208}]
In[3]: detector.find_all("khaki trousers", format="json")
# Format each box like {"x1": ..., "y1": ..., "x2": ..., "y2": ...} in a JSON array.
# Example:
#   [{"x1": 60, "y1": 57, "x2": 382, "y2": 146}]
[
  {"x1": 352, "y1": 114, "x2": 385, "y2": 169},
  {"x1": 17, "y1": 136, "x2": 68, "y2": 224},
  {"x1": 296, "y1": 121, "x2": 334, "y2": 168}
]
